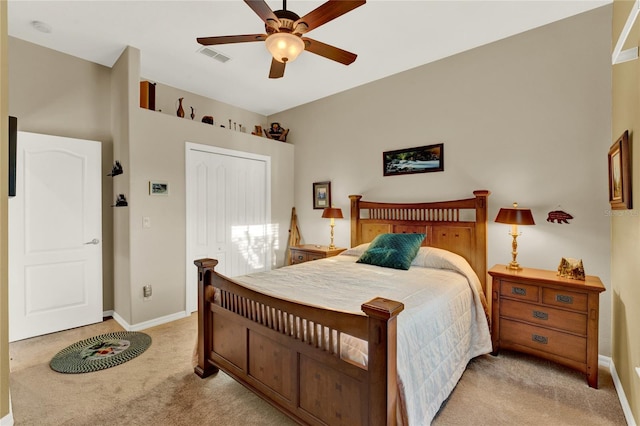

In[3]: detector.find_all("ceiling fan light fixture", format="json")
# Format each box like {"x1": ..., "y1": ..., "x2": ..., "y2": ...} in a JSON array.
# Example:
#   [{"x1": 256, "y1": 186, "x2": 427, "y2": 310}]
[{"x1": 265, "y1": 32, "x2": 304, "y2": 63}]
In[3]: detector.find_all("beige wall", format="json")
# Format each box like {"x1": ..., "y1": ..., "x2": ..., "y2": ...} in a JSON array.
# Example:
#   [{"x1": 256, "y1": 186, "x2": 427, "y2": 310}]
[
  {"x1": 115, "y1": 46, "x2": 294, "y2": 326},
  {"x1": 128, "y1": 109, "x2": 293, "y2": 324},
  {"x1": 111, "y1": 46, "x2": 134, "y2": 323},
  {"x1": 1, "y1": 3, "x2": 626, "y2": 421},
  {"x1": 612, "y1": 0, "x2": 640, "y2": 421},
  {"x1": 271, "y1": 7, "x2": 614, "y2": 354},
  {"x1": 6, "y1": 40, "x2": 294, "y2": 328},
  {"x1": 8, "y1": 37, "x2": 115, "y2": 310},
  {"x1": 1, "y1": 1, "x2": 10, "y2": 421}
]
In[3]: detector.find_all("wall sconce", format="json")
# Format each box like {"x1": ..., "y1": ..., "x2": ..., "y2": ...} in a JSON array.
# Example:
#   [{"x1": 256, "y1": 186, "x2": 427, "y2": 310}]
[
  {"x1": 495, "y1": 202, "x2": 535, "y2": 270},
  {"x1": 322, "y1": 207, "x2": 343, "y2": 250}
]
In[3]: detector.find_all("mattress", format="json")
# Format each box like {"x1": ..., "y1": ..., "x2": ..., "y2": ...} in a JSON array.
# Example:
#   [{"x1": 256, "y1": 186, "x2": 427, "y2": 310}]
[{"x1": 233, "y1": 246, "x2": 492, "y2": 425}]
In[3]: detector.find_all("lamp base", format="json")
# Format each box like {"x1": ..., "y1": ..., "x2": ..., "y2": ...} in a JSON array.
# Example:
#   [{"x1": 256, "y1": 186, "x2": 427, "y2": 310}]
[
  {"x1": 328, "y1": 244, "x2": 336, "y2": 250},
  {"x1": 506, "y1": 261, "x2": 522, "y2": 271}
]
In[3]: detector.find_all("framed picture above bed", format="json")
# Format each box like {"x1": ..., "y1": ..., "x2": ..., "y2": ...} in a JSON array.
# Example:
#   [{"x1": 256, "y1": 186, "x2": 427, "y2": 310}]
[
  {"x1": 608, "y1": 130, "x2": 631, "y2": 210},
  {"x1": 312, "y1": 181, "x2": 331, "y2": 209},
  {"x1": 383, "y1": 143, "x2": 444, "y2": 176}
]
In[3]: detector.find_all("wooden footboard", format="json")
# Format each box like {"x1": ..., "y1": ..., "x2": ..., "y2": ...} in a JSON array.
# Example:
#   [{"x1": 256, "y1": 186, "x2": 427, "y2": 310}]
[{"x1": 194, "y1": 258, "x2": 404, "y2": 426}]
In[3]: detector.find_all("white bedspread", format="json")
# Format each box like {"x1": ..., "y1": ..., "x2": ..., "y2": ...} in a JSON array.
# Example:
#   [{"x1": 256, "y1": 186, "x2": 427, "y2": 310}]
[{"x1": 233, "y1": 246, "x2": 492, "y2": 425}]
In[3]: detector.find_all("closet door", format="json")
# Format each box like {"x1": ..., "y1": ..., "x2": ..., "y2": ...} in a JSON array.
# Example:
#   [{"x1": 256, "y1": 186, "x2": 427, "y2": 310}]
[{"x1": 186, "y1": 144, "x2": 271, "y2": 313}]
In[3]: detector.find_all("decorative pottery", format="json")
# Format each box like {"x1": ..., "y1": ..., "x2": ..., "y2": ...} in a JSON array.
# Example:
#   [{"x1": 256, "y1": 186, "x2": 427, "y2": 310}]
[{"x1": 177, "y1": 97, "x2": 185, "y2": 118}]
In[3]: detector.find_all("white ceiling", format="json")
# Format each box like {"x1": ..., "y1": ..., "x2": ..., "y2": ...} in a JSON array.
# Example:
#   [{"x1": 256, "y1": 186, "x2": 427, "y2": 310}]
[{"x1": 8, "y1": 0, "x2": 610, "y2": 116}]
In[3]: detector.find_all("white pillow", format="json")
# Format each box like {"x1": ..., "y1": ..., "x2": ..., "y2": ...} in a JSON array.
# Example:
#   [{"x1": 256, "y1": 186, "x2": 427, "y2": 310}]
[
  {"x1": 340, "y1": 243, "x2": 370, "y2": 257},
  {"x1": 411, "y1": 247, "x2": 480, "y2": 288},
  {"x1": 411, "y1": 246, "x2": 466, "y2": 268}
]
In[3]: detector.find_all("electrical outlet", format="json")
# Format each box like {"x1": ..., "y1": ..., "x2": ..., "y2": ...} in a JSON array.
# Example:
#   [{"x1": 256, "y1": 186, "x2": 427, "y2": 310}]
[{"x1": 143, "y1": 284, "x2": 152, "y2": 299}]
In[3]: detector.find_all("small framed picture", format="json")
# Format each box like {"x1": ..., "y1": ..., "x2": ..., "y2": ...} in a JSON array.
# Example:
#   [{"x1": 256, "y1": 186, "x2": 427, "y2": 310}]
[
  {"x1": 608, "y1": 131, "x2": 631, "y2": 210},
  {"x1": 313, "y1": 181, "x2": 331, "y2": 210},
  {"x1": 149, "y1": 180, "x2": 169, "y2": 196}
]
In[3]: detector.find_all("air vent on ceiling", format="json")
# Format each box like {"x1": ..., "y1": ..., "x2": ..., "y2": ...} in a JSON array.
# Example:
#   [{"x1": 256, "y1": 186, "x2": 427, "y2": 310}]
[{"x1": 197, "y1": 46, "x2": 231, "y2": 63}]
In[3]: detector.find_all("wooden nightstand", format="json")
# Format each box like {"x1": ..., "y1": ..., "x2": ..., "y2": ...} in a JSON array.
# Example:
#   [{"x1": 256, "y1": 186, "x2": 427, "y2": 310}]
[
  {"x1": 289, "y1": 245, "x2": 346, "y2": 265},
  {"x1": 489, "y1": 264, "x2": 605, "y2": 388}
]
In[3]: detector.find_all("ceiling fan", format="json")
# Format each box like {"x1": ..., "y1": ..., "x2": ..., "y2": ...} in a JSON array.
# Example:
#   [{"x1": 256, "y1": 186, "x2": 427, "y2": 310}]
[{"x1": 197, "y1": 0, "x2": 366, "y2": 79}]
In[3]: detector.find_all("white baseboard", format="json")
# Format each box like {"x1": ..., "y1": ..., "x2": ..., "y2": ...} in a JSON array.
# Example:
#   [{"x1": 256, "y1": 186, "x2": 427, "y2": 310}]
[
  {"x1": 0, "y1": 412, "x2": 14, "y2": 426},
  {"x1": 102, "y1": 310, "x2": 114, "y2": 318},
  {"x1": 599, "y1": 354, "x2": 637, "y2": 426},
  {"x1": 111, "y1": 310, "x2": 190, "y2": 332},
  {"x1": 1, "y1": 391, "x2": 14, "y2": 426}
]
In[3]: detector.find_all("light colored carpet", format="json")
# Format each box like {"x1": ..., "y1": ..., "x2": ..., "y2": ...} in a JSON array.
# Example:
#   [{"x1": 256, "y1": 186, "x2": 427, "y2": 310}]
[{"x1": 9, "y1": 314, "x2": 626, "y2": 425}]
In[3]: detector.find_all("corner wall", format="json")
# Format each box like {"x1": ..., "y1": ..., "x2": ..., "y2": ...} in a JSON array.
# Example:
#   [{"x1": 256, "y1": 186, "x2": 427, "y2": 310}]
[
  {"x1": 0, "y1": 2, "x2": 11, "y2": 422},
  {"x1": 116, "y1": 46, "x2": 295, "y2": 326},
  {"x1": 611, "y1": 0, "x2": 640, "y2": 421},
  {"x1": 271, "y1": 7, "x2": 613, "y2": 354},
  {"x1": 111, "y1": 46, "x2": 135, "y2": 324}
]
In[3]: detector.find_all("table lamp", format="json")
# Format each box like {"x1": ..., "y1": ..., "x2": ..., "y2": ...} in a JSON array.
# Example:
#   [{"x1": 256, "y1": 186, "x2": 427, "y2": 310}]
[
  {"x1": 495, "y1": 202, "x2": 535, "y2": 270},
  {"x1": 322, "y1": 207, "x2": 343, "y2": 250}
]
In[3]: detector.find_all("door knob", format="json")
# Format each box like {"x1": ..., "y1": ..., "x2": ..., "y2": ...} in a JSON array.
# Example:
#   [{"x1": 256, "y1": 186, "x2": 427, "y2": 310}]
[{"x1": 84, "y1": 238, "x2": 100, "y2": 245}]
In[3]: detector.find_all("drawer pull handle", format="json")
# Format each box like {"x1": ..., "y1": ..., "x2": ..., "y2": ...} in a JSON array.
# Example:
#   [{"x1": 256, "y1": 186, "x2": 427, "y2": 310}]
[
  {"x1": 297, "y1": 255, "x2": 304, "y2": 260},
  {"x1": 532, "y1": 334, "x2": 548, "y2": 344},
  {"x1": 556, "y1": 294, "x2": 573, "y2": 304},
  {"x1": 512, "y1": 287, "x2": 527, "y2": 296},
  {"x1": 533, "y1": 310, "x2": 548, "y2": 320}
]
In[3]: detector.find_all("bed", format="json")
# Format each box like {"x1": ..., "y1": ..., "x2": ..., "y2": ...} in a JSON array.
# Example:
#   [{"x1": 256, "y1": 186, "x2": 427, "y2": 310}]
[{"x1": 194, "y1": 190, "x2": 491, "y2": 425}]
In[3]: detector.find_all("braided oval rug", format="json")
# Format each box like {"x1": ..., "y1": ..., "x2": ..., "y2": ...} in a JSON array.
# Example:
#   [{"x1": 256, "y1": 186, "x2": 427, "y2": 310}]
[{"x1": 50, "y1": 331, "x2": 152, "y2": 374}]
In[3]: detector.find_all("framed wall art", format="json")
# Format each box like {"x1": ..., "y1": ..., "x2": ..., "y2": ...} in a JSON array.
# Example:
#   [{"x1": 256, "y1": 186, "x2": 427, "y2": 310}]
[
  {"x1": 383, "y1": 143, "x2": 444, "y2": 176},
  {"x1": 608, "y1": 130, "x2": 631, "y2": 210},
  {"x1": 149, "y1": 180, "x2": 169, "y2": 196},
  {"x1": 313, "y1": 181, "x2": 331, "y2": 210}
]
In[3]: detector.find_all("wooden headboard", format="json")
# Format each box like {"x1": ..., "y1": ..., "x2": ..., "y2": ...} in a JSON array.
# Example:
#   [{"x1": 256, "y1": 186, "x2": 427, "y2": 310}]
[{"x1": 349, "y1": 190, "x2": 490, "y2": 292}]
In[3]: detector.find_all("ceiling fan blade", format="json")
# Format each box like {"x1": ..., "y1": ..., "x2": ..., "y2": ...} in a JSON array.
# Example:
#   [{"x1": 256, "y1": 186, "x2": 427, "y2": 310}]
[
  {"x1": 197, "y1": 34, "x2": 267, "y2": 46},
  {"x1": 269, "y1": 58, "x2": 286, "y2": 79},
  {"x1": 296, "y1": 0, "x2": 365, "y2": 33},
  {"x1": 302, "y1": 38, "x2": 357, "y2": 65},
  {"x1": 244, "y1": 0, "x2": 280, "y2": 25}
]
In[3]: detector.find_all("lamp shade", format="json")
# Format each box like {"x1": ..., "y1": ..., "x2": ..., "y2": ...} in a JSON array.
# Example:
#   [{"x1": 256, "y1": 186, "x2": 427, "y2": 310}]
[
  {"x1": 265, "y1": 32, "x2": 305, "y2": 63},
  {"x1": 495, "y1": 203, "x2": 535, "y2": 225},
  {"x1": 322, "y1": 207, "x2": 343, "y2": 219}
]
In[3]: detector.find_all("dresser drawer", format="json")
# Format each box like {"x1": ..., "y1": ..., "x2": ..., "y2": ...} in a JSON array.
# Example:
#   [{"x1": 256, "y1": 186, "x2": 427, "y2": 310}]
[
  {"x1": 500, "y1": 280, "x2": 539, "y2": 302},
  {"x1": 290, "y1": 245, "x2": 346, "y2": 265},
  {"x1": 307, "y1": 253, "x2": 324, "y2": 261},
  {"x1": 542, "y1": 288, "x2": 588, "y2": 312},
  {"x1": 500, "y1": 299, "x2": 587, "y2": 335},
  {"x1": 500, "y1": 319, "x2": 586, "y2": 363},
  {"x1": 290, "y1": 251, "x2": 308, "y2": 264}
]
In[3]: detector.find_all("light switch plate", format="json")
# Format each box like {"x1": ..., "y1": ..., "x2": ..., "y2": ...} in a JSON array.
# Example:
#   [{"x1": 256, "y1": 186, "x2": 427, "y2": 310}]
[{"x1": 143, "y1": 216, "x2": 151, "y2": 228}]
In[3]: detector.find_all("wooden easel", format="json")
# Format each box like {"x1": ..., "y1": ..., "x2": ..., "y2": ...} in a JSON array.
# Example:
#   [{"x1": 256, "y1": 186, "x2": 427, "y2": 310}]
[{"x1": 285, "y1": 207, "x2": 301, "y2": 265}]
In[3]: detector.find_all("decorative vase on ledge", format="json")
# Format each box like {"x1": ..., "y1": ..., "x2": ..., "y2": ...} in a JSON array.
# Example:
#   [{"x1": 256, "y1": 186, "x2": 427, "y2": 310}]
[{"x1": 177, "y1": 97, "x2": 185, "y2": 118}]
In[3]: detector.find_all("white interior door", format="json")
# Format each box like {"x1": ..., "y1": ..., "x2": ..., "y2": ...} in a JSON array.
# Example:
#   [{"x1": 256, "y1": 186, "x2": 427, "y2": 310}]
[
  {"x1": 9, "y1": 132, "x2": 102, "y2": 342},
  {"x1": 186, "y1": 143, "x2": 271, "y2": 313}
]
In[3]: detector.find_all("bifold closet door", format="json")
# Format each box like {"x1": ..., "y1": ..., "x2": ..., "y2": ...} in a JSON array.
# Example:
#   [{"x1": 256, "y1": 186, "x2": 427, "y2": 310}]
[{"x1": 186, "y1": 144, "x2": 271, "y2": 313}]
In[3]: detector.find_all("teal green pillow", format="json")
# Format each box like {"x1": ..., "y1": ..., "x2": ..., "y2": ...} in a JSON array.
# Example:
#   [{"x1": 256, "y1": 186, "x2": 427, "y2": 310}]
[{"x1": 356, "y1": 233, "x2": 425, "y2": 270}]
